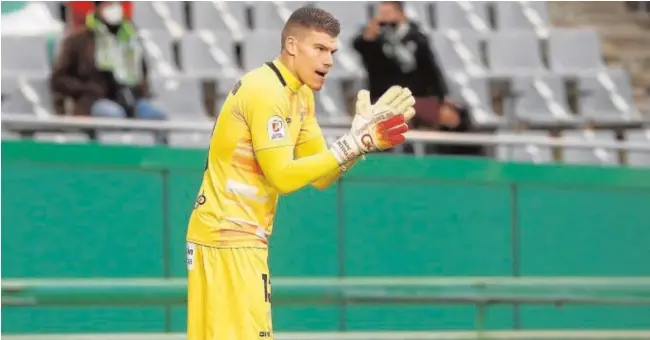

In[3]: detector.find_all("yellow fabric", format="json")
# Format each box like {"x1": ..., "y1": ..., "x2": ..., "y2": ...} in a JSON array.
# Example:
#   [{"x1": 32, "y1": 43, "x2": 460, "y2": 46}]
[
  {"x1": 186, "y1": 242, "x2": 273, "y2": 340},
  {"x1": 294, "y1": 137, "x2": 358, "y2": 189},
  {"x1": 186, "y1": 59, "x2": 339, "y2": 247}
]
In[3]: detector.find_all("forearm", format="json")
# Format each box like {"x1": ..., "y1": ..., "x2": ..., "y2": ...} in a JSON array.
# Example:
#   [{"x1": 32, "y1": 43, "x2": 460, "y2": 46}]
[
  {"x1": 312, "y1": 158, "x2": 358, "y2": 189},
  {"x1": 51, "y1": 73, "x2": 86, "y2": 97},
  {"x1": 257, "y1": 146, "x2": 341, "y2": 195},
  {"x1": 295, "y1": 137, "x2": 358, "y2": 190}
]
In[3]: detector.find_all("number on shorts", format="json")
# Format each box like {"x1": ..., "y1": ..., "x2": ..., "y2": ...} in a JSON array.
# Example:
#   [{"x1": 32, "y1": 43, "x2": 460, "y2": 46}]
[{"x1": 261, "y1": 273, "x2": 271, "y2": 303}]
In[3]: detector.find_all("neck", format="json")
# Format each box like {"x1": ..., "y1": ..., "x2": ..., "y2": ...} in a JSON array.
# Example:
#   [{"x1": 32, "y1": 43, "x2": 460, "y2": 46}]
[{"x1": 278, "y1": 52, "x2": 301, "y2": 83}]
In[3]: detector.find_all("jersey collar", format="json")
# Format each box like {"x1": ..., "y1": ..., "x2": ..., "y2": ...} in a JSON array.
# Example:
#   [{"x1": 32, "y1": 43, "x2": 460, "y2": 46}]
[{"x1": 271, "y1": 59, "x2": 303, "y2": 93}]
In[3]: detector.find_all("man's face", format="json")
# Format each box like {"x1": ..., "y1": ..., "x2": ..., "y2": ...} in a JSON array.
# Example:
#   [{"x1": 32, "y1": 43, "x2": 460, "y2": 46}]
[
  {"x1": 97, "y1": 1, "x2": 123, "y2": 25},
  {"x1": 293, "y1": 30, "x2": 338, "y2": 91},
  {"x1": 377, "y1": 3, "x2": 404, "y2": 25}
]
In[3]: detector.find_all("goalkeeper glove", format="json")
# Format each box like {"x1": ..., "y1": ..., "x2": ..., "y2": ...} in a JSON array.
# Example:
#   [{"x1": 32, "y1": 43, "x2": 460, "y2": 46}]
[
  {"x1": 372, "y1": 86, "x2": 417, "y2": 122},
  {"x1": 330, "y1": 89, "x2": 409, "y2": 166}
]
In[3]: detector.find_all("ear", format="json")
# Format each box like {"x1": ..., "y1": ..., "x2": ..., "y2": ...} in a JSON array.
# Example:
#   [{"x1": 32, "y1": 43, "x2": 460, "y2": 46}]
[{"x1": 285, "y1": 36, "x2": 298, "y2": 56}]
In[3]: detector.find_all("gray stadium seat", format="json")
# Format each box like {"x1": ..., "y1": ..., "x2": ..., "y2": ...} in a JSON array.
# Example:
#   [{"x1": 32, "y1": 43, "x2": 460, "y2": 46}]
[
  {"x1": 133, "y1": 2, "x2": 183, "y2": 30},
  {"x1": 180, "y1": 31, "x2": 240, "y2": 79},
  {"x1": 252, "y1": 2, "x2": 287, "y2": 30},
  {"x1": 510, "y1": 75, "x2": 577, "y2": 125},
  {"x1": 139, "y1": 30, "x2": 175, "y2": 68},
  {"x1": 434, "y1": 1, "x2": 489, "y2": 32},
  {"x1": 494, "y1": 2, "x2": 550, "y2": 31},
  {"x1": 1, "y1": 76, "x2": 31, "y2": 114},
  {"x1": 625, "y1": 129, "x2": 650, "y2": 168},
  {"x1": 329, "y1": 31, "x2": 364, "y2": 81},
  {"x1": 150, "y1": 77, "x2": 210, "y2": 121},
  {"x1": 317, "y1": 1, "x2": 371, "y2": 31},
  {"x1": 404, "y1": 2, "x2": 433, "y2": 29},
  {"x1": 487, "y1": 32, "x2": 546, "y2": 77},
  {"x1": 97, "y1": 132, "x2": 156, "y2": 146},
  {"x1": 42, "y1": 1, "x2": 62, "y2": 17},
  {"x1": 1, "y1": 36, "x2": 50, "y2": 76},
  {"x1": 242, "y1": 31, "x2": 281, "y2": 71},
  {"x1": 314, "y1": 84, "x2": 349, "y2": 118},
  {"x1": 35, "y1": 132, "x2": 91, "y2": 144},
  {"x1": 191, "y1": 1, "x2": 247, "y2": 32},
  {"x1": 496, "y1": 130, "x2": 553, "y2": 164},
  {"x1": 548, "y1": 28, "x2": 605, "y2": 75},
  {"x1": 169, "y1": 132, "x2": 212, "y2": 148},
  {"x1": 27, "y1": 76, "x2": 55, "y2": 114},
  {"x1": 577, "y1": 68, "x2": 641, "y2": 124},
  {"x1": 561, "y1": 130, "x2": 619, "y2": 166},
  {"x1": 430, "y1": 32, "x2": 481, "y2": 74},
  {"x1": 1, "y1": 129, "x2": 21, "y2": 141},
  {"x1": 1, "y1": 75, "x2": 53, "y2": 116},
  {"x1": 252, "y1": 1, "x2": 311, "y2": 30},
  {"x1": 462, "y1": 76, "x2": 502, "y2": 126}
]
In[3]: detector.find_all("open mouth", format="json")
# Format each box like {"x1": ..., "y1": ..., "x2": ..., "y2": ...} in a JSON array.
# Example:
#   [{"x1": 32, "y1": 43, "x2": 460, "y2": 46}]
[{"x1": 315, "y1": 71, "x2": 327, "y2": 78}]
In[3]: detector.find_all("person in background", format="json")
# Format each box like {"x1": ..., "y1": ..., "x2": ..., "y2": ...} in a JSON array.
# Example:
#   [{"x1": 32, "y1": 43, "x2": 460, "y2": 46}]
[
  {"x1": 50, "y1": 1, "x2": 167, "y2": 143},
  {"x1": 353, "y1": 1, "x2": 482, "y2": 155},
  {"x1": 67, "y1": 1, "x2": 133, "y2": 30}
]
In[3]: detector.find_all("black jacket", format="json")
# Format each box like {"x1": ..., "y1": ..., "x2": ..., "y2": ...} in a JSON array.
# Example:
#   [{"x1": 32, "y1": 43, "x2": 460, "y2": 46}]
[{"x1": 353, "y1": 22, "x2": 448, "y2": 102}]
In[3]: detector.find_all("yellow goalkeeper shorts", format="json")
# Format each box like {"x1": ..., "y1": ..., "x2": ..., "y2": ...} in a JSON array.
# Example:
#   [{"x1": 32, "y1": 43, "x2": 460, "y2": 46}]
[{"x1": 186, "y1": 242, "x2": 273, "y2": 340}]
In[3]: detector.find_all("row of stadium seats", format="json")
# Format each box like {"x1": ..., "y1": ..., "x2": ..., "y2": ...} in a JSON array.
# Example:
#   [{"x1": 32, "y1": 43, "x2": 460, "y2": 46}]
[
  {"x1": 123, "y1": 1, "x2": 551, "y2": 33},
  {"x1": 0, "y1": 70, "x2": 641, "y2": 129},
  {"x1": 2, "y1": 1, "x2": 648, "y2": 167},
  {"x1": 497, "y1": 129, "x2": 650, "y2": 167},
  {"x1": 2, "y1": 27, "x2": 643, "y2": 127},
  {"x1": 0, "y1": 27, "x2": 621, "y2": 81}
]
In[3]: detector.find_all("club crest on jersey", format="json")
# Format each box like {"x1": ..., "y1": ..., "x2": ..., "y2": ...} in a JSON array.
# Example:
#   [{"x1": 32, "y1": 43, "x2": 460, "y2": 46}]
[{"x1": 267, "y1": 115, "x2": 286, "y2": 141}]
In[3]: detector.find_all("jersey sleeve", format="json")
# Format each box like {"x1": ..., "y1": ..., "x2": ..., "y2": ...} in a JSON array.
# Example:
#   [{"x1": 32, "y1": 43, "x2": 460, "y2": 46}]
[
  {"x1": 242, "y1": 84, "x2": 293, "y2": 152},
  {"x1": 294, "y1": 90, "x2": 358, "y2": 190},
  {"x1": 241, "y1": 81, "x2": 341, "y2": 195}
]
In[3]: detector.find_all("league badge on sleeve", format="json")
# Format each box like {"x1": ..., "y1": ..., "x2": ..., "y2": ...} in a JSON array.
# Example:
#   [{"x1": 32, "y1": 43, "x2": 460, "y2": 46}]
[{"x1": 267, "y1": 115, "x2": 286, "y2": 141}]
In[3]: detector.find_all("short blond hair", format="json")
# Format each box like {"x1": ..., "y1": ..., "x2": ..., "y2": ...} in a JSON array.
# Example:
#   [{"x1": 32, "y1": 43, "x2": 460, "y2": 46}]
[{"x1": 281, "y1": 7, "x2": 340, "y2": 49}]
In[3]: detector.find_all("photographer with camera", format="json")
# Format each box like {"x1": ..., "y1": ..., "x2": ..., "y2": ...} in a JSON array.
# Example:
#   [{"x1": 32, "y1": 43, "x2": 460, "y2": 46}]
[{"x1": 353, "y1": 1, "x2": 482, "y2": 155}]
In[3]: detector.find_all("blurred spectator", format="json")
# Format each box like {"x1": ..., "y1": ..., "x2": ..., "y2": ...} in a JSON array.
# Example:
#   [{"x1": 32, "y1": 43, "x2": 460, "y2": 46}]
[
  {"x1": 50, "y1": 1, "x2": 166, "y2": 142},
  {"x1": 67, "y1": 1, "x2": 132, "y2": 30},
  {"x1": 353, "y1": 2, "x2": 446, "y2": 101},
  {"x1": 353, "y1": 1, "x2": 481, "y2": 155}
]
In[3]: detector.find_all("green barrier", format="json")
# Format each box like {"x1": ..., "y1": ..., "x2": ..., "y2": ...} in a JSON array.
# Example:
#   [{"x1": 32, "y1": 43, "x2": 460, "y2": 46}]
[
  {"x1": 4, "y1": 330, "x2": 650, "y2": 340},
  {"x1": 3, "y1": 141, "x2": 650, "y2": 333}
]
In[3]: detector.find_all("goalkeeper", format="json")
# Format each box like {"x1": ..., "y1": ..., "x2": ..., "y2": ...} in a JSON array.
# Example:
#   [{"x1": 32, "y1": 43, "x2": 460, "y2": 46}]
[{"x1": 184, "y1": 6, "x2": 416, "y2": 340}]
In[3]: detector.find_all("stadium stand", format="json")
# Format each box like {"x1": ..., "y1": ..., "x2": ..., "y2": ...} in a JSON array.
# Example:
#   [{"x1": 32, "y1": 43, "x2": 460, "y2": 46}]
[{"x1": 1, "y1": 1, "x2": 649, "y2": 167}]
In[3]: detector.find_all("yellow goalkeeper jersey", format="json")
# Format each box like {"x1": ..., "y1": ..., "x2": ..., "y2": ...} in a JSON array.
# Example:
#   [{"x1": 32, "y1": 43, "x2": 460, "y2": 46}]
[{"x1": 186, "y1": 59, "x2": 330, "y2": 247}]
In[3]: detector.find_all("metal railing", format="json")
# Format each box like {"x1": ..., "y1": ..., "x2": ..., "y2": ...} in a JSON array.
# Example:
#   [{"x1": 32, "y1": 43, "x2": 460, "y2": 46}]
[
  {"x1": 3, "y1": 277, "x2": 650, "y2": 340},
  {"x1": 4, "y1": 330, "x2": 650, "y2": 340},
  {"x1": 4, "y1": 277, "x2": 650, "y2": 327},
  {"x1": 3, "y1": 114, "x2": 650, "y2": 152}
]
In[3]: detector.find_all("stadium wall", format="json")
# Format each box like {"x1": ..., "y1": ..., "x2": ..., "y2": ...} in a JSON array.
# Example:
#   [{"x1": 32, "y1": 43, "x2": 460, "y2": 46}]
[{"x1": 3, "y1": 140, "x2": 650, "y2": 333}]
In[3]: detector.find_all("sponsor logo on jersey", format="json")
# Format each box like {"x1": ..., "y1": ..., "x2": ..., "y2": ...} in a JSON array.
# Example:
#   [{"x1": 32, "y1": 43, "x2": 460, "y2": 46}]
[
  {"x1": 267, "y1": 115, "x2": 286, "y2": 141},
  {"x1": 193, "y1": 191, "x2": 206, "y2": 209}
]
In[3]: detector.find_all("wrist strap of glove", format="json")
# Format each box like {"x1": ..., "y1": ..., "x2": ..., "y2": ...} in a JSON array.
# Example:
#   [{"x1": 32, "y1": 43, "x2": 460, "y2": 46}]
[{"x1": 330, "y1": 133, "x2": 362, "y2": 166}]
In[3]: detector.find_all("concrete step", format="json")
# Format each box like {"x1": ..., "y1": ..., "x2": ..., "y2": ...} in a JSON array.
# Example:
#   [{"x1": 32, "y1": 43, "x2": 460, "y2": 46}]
[
  {"x1": 548, "y1": 0, "x2": 649, "y2": 112},
  {"x1": 549, "y1": 1, "x2": 627, "y2": 15}
]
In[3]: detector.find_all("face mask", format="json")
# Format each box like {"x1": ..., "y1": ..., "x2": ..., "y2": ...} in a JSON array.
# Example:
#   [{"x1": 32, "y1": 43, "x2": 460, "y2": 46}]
[
  {"x1": 379, "y1": 21, "x2": 399, "y2": 31},
  {"x1": 102, "y1": 3, "x2": 123, "y2": 25}
]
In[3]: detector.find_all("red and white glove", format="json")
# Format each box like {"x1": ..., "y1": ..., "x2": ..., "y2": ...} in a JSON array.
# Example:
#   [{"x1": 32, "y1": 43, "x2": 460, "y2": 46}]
[{"x1": 330, "y1": 89, "x2": 413, "y2": 165}]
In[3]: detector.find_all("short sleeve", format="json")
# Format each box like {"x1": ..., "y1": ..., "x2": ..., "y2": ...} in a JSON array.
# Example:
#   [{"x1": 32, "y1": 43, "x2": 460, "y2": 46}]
[
  {"x1": 296, "y1": 89, "x2": 325, "y2": 146},
  {"x1": 242, "y1": 84, "x2": 293, "y2": 152}
]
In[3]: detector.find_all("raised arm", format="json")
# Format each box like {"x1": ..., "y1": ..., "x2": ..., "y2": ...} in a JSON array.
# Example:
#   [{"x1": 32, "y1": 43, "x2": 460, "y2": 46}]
[{"x1": 245, "y1": 85, "x2": 340, "y2": 195}]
